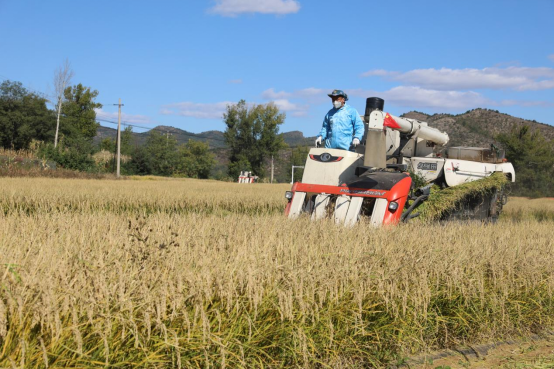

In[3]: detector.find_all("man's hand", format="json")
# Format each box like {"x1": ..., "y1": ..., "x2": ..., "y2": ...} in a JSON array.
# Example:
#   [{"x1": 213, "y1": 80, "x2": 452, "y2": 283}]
[
  {"x1": 352, "y1": 138, "x2": 360, "y2": 147},
  {"x1": 315, "y1": 136, "x2": 322, "y2": 147}
]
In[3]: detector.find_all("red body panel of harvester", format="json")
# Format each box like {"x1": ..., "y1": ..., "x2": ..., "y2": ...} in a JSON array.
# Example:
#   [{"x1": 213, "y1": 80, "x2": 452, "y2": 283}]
[{"x1": 285, "y1": 176, "x2": 412, "y2": 225}]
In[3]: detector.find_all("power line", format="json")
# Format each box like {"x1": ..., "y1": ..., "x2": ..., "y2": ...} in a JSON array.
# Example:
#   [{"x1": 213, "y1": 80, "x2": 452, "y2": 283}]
[
  {"x1": 97, "y1": 119, "x2": 227, "y2": 143},
  {"x1": 96, "y1": 118, "x2": 315, "y2": 149},
  {"x1": 97, "y1": 118, "x2": 316, "y2": 149},
  {"x1": 96, "y1": 118, "x2": 228, "y2": 143},
  {"x1": 1, "y1": 75, "x2": 313, "y2": 149}
]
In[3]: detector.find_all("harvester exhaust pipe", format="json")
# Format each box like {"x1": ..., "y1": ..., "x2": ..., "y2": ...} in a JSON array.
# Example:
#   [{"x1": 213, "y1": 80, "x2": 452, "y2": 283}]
[
  {"x1": 363, "y1": 97, "x2": 387, "y2": 169},
  {"x1": 364, "y1": 97, "x2": 384, "y2": 117}
]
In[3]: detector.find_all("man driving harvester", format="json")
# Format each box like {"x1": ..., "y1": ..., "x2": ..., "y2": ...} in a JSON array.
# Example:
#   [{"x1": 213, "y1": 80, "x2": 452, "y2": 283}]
[{"x1": 315, "y1": 89, "x2": 364, "y2": 151}]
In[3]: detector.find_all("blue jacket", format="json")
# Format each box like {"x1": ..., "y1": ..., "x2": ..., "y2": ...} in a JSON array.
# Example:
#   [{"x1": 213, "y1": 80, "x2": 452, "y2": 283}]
[{"x1": 319, "y1": 104, "x2": 364, "y2": 151}]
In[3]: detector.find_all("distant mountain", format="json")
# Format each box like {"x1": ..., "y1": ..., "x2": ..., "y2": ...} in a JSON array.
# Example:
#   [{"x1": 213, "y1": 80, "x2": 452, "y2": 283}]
[
  {"x1": 401, "y1": 108, "x2": 554, "y2": 148},
  {"x1": 95, "y1": 125, "x2": 315, "y2": 149},
  {"x1": 282, "y1": 131, "x2": 316, "y2": 147},
  {"x1": 95, "y1": 125, "x2": 228, "y2": 148}
]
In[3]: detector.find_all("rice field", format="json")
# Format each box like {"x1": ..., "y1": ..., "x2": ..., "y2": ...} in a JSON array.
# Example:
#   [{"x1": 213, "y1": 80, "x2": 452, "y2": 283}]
[{"x1": 1, "y1": 177, "x2": 553, "y2": 368}]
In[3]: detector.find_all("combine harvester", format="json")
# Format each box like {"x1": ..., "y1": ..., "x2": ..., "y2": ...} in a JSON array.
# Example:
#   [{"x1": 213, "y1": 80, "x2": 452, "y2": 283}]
[{"x1": 285, "y1": 98, "x2": 515, "y2": 226}]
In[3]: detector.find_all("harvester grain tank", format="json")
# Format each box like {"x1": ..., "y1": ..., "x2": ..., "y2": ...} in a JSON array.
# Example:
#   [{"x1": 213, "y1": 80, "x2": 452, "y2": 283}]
[{"x1": 284, "y1": 98, "x2": 515, "y2": 226}]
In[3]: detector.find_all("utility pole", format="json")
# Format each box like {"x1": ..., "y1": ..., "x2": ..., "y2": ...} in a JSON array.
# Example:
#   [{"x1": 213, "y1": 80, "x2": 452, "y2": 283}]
[
  {"x1": 113, "y1": 99, "x2": 124, "y2": 177},
  {"x1": 271, "y1": 155, "x2": 274, "y2": 184}
]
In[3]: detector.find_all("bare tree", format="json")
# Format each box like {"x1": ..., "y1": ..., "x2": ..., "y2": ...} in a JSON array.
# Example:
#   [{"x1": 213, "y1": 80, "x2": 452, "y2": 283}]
[{"x1": 53, "y1": 59, "x2": 74, "y2": 148}]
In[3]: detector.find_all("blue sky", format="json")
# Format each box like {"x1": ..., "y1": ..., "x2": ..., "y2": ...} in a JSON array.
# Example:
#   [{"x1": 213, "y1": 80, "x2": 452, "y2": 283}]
[{"x1": 1, "y1": 0, "x2": 553, "y2": 135}]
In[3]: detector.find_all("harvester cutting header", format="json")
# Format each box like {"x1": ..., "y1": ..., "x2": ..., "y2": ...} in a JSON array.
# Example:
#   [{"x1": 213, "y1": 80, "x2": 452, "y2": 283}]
[{"x1": 285, "y1": 95, "x2": 515, "y2": 226}]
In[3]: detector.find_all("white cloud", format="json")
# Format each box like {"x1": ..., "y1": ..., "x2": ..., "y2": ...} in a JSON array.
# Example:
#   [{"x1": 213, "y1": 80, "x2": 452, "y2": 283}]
[
  {"x1": 271, "y1": 99, "x2": 298, "y2": 111},
  {"x1": 161, "y1": 101, "x2": 234, "y2": 119},
  {"x1": 95, "y1": 108, "x2": 154, "y2": 125},
  {"x1": 361, "y1": 67, "x2": 554, "y2": 91},
  {"x1": 161, "y1": 99, "x2": 309, "y2": 119},
  {"x1": 262, "y1": 87, "x2": 327, "y2": 103},
  {"x1": 261, "y1": 88, "x2": 290, "y2": 100},
  {"x1": 360, "y1": 69, "x2": 392, "y2": 77},
  {"x1": 349, "y1": 87, "x2": 553, "y2": 110},
  {"x1": 229, "y1": 79, "x2": 243, "y2": 84},
  {"x1": 162, "y1": 84, "x2": 551, "y2": 124},
  {"x1": 209, "y1": 0, "x2": 300, "y2": 17},
  {"x1": 261, "y1": 88, "x2": 326, "y2": 116},
  {"x1": 519, "y1": 79, "x2": 554, "y2": 91},
  {"x1": 379, "y1": 86, "x2": 491, "y2": 110},
  {"x1": 271, "y1": 99, "x2": 309, "y2": 116},
  {"x1": 295, "y1": 87, "x2": 327, "y2": 101},
  {"x1": 348, "y1": 87, "x2": 491, "y2": 110},
  {"x1": 262, "y1": 86, "x2": 492, "y2": 111}
]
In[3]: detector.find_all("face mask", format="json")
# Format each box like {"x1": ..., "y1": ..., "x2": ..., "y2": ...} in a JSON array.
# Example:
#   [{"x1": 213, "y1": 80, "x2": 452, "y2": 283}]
[{"x1": 333, "y1": 100, "x2": 342, "y2": 109}]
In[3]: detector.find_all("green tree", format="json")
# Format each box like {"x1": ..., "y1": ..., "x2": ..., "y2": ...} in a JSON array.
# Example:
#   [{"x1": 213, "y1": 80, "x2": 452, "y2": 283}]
[
  {"x1": 125, "y1": 145, "x2": 152, "y2": 175},
  {"x1": 0, "y1": 80, "x2": 55, "y2": 150},
  {"x1": 289, "y1": 146, "x2": 310, "y2": 183},
  {"x1": 38, "y1": 143, "x2": 97, "y2": 171},
  {"x1": 223, "y1": 100, "x2": 286, "y2": 179},
  {"x1": 99, "y1": 137, "x2": 115, "y2": 152},
  {"x1": 60, "y1": 83, "x2": 102, "y2": 144},
  {"x1": 98, "y1": 127, "x2": 133, "y2": 156},
  {"x1": 497, "y1": 125, "x2": 554, "y2": 197},
  {"x1": 175, "y1": 139, "x2": 216, "y2": 179},
  {"x1": 121, "y1": 126, "x2": 134, "y2": 155},
  {"x1": 144, "y1": 130, "x2": 179, "y2": 176}
]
